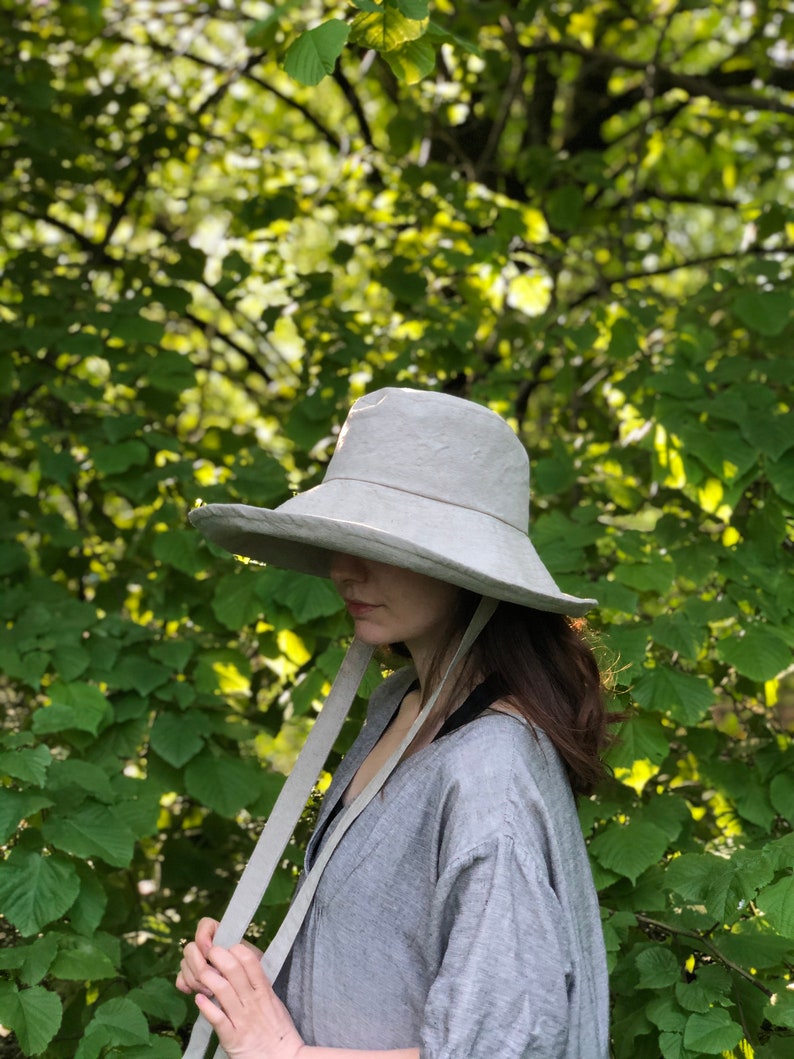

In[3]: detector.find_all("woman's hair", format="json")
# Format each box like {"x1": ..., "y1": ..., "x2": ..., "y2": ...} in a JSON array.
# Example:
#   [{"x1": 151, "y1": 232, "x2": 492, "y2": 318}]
[{"x1": 416, "y1": 593, "x2": 616, "y2": 798}]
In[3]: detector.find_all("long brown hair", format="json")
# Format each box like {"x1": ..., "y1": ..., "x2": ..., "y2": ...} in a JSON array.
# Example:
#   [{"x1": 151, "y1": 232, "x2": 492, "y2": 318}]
[{"x1": 415, "y1": 594, "x2": 615, "y2": 797}]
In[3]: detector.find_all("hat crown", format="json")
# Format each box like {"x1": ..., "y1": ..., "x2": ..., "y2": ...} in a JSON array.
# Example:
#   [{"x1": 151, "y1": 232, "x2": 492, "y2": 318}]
[{"x1": 326, "y1": 389, "x2": 530, "y2": 532}]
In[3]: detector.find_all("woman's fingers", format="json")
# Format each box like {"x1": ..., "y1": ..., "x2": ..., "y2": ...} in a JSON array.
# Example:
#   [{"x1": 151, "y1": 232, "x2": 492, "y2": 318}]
[
  {"x1": 175, "y1": 918, "x2": 221, "y2": 995},
  {"x1": 195, "y1": 917, "x2": 220, "y2": 957},
  {"x1": 204, "y1": 945, "x2": 262, "y2": 1003},
  {"x1": 177, "y1": 939, "x2": 216, "y2": 997},
  {"x1": 228, "y1": 944, "x2": 266, "y2": 990}
]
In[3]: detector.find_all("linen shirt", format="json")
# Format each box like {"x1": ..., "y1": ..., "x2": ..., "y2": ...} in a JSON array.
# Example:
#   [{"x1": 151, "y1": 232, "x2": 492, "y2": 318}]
[{"x1": 274, "y1": 667, "x2": 609, "y2": 1059}]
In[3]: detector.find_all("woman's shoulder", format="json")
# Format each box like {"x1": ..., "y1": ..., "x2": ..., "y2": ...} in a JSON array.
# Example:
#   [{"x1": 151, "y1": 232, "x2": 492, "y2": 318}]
[
  {"x1": 428, "y1": 707, "x2": 577, "y2": 831},
  {"x1": 440, "y1": 704, "x2": 562, "y2": 778}
]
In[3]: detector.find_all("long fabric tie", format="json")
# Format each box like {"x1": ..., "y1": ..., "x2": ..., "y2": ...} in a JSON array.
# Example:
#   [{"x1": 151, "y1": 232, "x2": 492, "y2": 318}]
[{"x1": 183, "y1": 597, "x2": 497, "y2": 1059}]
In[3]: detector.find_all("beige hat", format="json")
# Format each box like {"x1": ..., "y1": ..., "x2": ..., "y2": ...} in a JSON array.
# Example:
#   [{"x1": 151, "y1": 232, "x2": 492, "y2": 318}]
[{"x1": 189, "y1": 387, "x2": 596, "y2": 616}]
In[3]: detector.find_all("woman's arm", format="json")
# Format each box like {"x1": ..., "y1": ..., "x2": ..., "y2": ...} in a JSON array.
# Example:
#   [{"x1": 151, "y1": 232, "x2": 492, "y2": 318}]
[
  {"x1": 192, "y1": 944, "x2": 418, "y2": 1059},
  {"x1": 179, "y1": 926, "x2": 417, "y2": 1059},
  {"x1": 299, "y1": 1049, "x2": 417, "y2": 1059}
]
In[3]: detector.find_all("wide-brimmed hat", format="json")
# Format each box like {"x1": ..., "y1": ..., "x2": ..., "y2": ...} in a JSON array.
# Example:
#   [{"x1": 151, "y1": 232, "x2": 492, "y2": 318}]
[{"x1": 188, "y1": 387, "x2": 596, "y2": 615}]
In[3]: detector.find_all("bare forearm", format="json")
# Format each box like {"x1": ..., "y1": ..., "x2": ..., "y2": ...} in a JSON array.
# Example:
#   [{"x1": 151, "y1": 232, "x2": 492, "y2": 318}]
[{"x1": 299, "y1": 1048, "x2": 419, "y2": 1059}]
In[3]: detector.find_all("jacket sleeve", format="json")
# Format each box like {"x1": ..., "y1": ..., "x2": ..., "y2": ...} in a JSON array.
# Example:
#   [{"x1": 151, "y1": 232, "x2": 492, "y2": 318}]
[{"x1": 420, "y1": 835, "x2": 573, "y2": 1059}]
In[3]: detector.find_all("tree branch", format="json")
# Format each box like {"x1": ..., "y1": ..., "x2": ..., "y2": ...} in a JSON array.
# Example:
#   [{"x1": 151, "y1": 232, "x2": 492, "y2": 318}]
[
  {"x1": 183, "y1": 310, "x2": 273, "y2": 383},
  {"x1": 113, "y1": 33, "x2": 343, "y2": 152},
  {"x1": 332, "y1": 63, "x2": 374, "y2": 149},
  {"x1": 635, "y1": 914, "x2": 774, "y2": 997},
  {"x1": 570, "y1": 244, "x2": 794, "y2": 308}
]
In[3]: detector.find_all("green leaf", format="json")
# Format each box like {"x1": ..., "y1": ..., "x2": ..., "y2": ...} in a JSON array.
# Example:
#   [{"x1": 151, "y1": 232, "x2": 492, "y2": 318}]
[
  {"x1": 101, "y1": 413, "x2": 148, "y2": 443},
  {"x1": 0, "y1": 849, "x2": 80, "y2": 935},
  {"x1": 646, "y1": 994, "x2": 688, "y2": 1032},
  {"x1": 184, "y1": 753, "x2": 264, "y2": 816},
  {"x1": 0, "y1": 789, "x2": 53, "y2": 843},
  {"x1": 0, "y1": 541, "x2": 29, "y2": 576},
  {"x1": 378, "y1": 257, "x2": 427, "y2": 302},
  {"x1": 93, "y1": 440, "x2": 150, "y2": 474},
  {"x1": 37, "y1": 445, "x2": 79, "y2": 487},
  {"x1": 395, "y1": 0, "x2": 428, "y2": 17},
  {"x1": 69, "y1": 867, "x2": 108, "y2": 935},
  {"x1": 604, "y1": 623, "x2": 649, "y2": 669},
  {"x1": 607, "y1": 712, "x2": 671, "y2": 770},
  {"x1": 150, "y1": 710, "x2": 210, "y2": 767},
  {"x1": 0, "y1": 982, "x2": 62, "y2": 1055},
  {"x1": 127, "y1": 978, "x2": 188, "y2": 1029},
  {"x1": 764, "y1": 987, "x2": 794, "y2": 1030},
  {"x1": 50, "y1": 937, "x2": 118, "y2": 980},
  {"x1": 742, "y1": 411, "x2": 794, "y2": 461},
  {"x1": 589, "y1": 819, "x2": 669, "y2": 883},
  {"x1": 0, "y1": 745, "x2": 52, "y2": 786},
  {"x1": 716, "y1": 628, "x2": 791, "y2": 681},
  {"x1": 636, "y1": 945, "x2": 681, "y2": 988},
  {"x1": 350, "y1": 4, "x2": 427, "y2": 51},
  {"x1": 613, "y1": 557, "x2": 675, "y2": 595},
  {"x1": 665, "y1": 852, "x2": 758, "y2": 921},
  {"x1": 732, "y1": 290, "x2": 792, "y2": 336},
  {"x1": 284, "y1": 20, "x2": 351, "y2": 86},
  {"x1": 275, "y1": 570, "x2": 344, "y2": 623},
  {"x1": 0, "y1": 934, "x2": 58, "y2": 986},
  {"x1": 632, "y1": 667, "x2": 715, "y2": 724},
  {"x1": 683, "y1": 1009, "x2": 743, "y2": 1053},
  {"x1": 770, "y1": 772, "x2": 794, "y2": 824},
  {"x1": 47, "y1": 759, "x2": 114, "y2": 802},
  {"x1": 80, "y1": 997, "x2": 150, "y2": 1051},
  {"x1": 212, "y1": 571, "x2": 268, "y2": 630},
  {"x1": 147, "y1": 348, "x2": 196, "y2": 392},
  {"x1": 547, "y1": 185, "x2": 584, "y2": 231},
  {"x1": 42, "y1": 803, "x2": 136, "y2": 867},
  {"x1": 767, "y1": 451, "x2": 794, "y2": 503},
  {"x1": 112, "y1": 654, "x2": 171, "y2": 695},
  {"x1": 153, "y1": 528, "x2": 207, "y2": 575},
  {"x1": 149, "y1": 639, "x2": 194, "y2": 671},
  {"x1": 650, "y1": 613, "x2": 701, "y2": 659},
  {"x1": 384, "y1": 35, "x2": 435, "y2": 82},
  {"x1": 658, "y1": 1030, "x2": 689, "y2": 1059},
  {"x1": 32, "y1": 681, "x2": 113, "y2": 736},
  {"x1": 757, "y1": 876, "x2": 794, "y2": 938},
  {"x1": 51, "y1": 643, "x2": 91, "y2": 681}
]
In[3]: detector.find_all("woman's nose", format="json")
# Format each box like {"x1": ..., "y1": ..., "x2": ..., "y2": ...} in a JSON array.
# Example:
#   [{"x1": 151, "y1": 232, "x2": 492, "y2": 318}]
[{"x1": 329, "y1": 552, "x2": 367, "y2": 585}]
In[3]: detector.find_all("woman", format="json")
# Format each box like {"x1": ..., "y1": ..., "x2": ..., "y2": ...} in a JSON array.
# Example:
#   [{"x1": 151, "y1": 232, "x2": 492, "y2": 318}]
[{"x1": 177, "y1": 387, "x2": 612, "y2": 1059}]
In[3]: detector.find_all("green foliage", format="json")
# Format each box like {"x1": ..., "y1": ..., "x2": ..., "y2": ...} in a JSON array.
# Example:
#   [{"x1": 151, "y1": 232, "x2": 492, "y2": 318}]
[{"x1": 1, "y1": 0, "x2": 792, "y2": 1055}]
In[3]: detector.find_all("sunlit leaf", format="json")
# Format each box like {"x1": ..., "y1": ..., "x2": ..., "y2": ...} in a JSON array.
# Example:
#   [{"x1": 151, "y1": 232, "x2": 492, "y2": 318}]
[
  {"x1": 350, "y1": 4, "x2": 427, "y2": 50},
  {"x1": 716, "y1": 629, "x2": 791, "y2": 682},
  {"x1": 284, "y1": 20, "x2": 350, "y2": 85}
]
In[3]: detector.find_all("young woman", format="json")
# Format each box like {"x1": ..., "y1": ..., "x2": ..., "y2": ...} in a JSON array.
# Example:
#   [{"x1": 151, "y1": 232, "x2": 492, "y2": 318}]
[{"x1": 177, "y1": 387, "x2": 612, "y2": 1059}]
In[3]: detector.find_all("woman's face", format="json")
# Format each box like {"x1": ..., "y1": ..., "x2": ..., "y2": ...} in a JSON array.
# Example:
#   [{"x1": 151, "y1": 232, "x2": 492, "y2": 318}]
[{"x1": 329, "y1": 553, "x2": 462, "y2": 662}]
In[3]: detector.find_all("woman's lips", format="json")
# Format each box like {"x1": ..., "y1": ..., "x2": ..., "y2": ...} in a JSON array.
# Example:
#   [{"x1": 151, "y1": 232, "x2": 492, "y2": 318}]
[{"x1": 345, "y1": 600, "x2": 378, "y2": 618}]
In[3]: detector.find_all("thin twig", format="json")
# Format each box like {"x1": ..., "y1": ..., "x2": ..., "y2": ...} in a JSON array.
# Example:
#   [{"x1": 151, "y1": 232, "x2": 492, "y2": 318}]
[{"x1": 635, "y1": 914, "x2": 774, "y2": 996}]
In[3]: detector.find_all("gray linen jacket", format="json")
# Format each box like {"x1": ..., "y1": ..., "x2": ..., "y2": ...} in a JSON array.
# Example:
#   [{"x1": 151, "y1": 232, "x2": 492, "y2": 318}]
[{"x1": 275, "y1": 667, "x2": 609, "y2": 1059}]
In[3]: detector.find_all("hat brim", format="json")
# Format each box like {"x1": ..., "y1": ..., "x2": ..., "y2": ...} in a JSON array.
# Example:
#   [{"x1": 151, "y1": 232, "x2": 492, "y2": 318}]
[{"x1": 189, "y1": 479, "x2": 596, "y2": 617}]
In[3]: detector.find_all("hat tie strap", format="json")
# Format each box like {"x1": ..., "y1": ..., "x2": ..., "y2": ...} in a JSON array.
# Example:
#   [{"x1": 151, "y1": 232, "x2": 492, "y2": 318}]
[{"x1": 182, "y1": 637, "x2": 374, "y2": 1059}]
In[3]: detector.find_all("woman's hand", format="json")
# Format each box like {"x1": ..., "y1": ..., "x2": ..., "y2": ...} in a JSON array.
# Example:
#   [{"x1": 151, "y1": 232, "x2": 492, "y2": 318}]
[
  {"x1": 176, "y1": 918, "x2": 263, "y2": 997},
  {"x1": 194, "y1": 943, "x2": 304, "y2": 1059}
]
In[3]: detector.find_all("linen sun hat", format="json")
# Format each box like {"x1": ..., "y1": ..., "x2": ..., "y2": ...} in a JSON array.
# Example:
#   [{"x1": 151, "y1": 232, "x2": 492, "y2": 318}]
[{"x1": 189, "y1": 386, "x2": 596, "y2": 615}]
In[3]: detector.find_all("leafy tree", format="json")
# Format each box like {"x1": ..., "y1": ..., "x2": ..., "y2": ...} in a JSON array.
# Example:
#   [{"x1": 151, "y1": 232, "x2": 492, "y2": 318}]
[{"x1": 1, "y1": 0, "x2": 792, "y2": 1055}]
